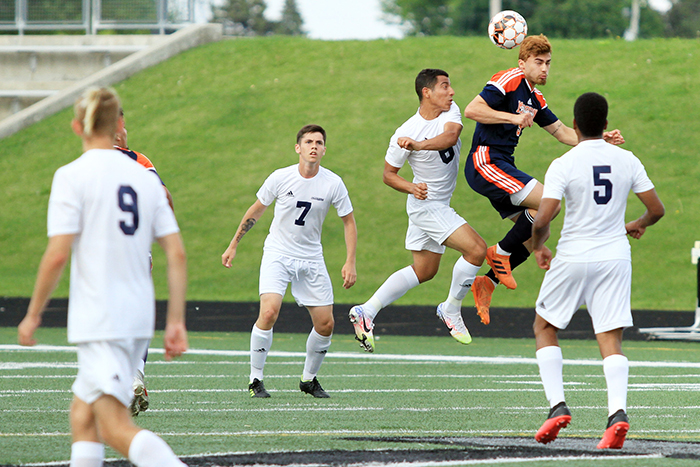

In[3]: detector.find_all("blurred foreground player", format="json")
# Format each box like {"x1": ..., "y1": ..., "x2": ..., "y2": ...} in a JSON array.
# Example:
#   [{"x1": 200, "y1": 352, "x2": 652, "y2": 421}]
[
  {"x1": 18, "y1": 87, "x2": 188, "y2": 467},
  {"x1": 531, "y1": 92, "x2": 664, "y2": 448}
]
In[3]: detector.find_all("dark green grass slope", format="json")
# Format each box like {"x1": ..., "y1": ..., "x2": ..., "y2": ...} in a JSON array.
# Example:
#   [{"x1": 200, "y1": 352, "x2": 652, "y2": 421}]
[{"x1": 1, "y1": 36, "x2": 698, "y2": 310}]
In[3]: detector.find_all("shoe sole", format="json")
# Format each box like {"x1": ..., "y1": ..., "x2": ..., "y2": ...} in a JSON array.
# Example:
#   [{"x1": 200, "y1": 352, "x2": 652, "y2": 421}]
[
  {"x1": 486, "y1": 251, "x2": 517, "y2": 290},
  {"x1": 535, "y1": 415, "x2": 571, "y2": 444},
  {"x1": 597, "y1": 422, "x2": 629, "y2": 449}
]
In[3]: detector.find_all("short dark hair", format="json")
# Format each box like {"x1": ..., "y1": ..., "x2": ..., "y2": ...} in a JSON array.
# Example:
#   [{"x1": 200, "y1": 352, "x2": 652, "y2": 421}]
[
  {"x1": 415, "y1": 68, "x2": 449, "y2": 101},
  {"x1": 296, "y1": 124, "x2": 326, "y2": 144},
  {"x1": 573, "y1": 92, "x2": 608, "y2": 137}
]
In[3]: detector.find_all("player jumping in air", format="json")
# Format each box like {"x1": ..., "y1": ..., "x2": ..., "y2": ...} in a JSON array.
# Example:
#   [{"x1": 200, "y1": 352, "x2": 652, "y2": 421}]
[{"x1": 463, "y1": 34, "x2": 624, "y2": 325}]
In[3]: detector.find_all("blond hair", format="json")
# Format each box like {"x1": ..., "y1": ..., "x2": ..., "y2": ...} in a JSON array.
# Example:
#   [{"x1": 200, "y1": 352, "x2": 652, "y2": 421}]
[
  {"x1": 518, "y1": 34, "x2": 552, "y2": 62},
  {"x1": 74, "y1": 87, "x2": 121, "y2": 137}
]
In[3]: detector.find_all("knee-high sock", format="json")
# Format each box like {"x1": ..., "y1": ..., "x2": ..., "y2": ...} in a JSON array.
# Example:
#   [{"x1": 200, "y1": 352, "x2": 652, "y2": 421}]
[
  {"x1": 443, "y1": 257, "x2": 482, "y2": 315},
  {"x1": 500, "y1": 209, "x2": 535, "y2": 252},
  {"x1": 363, "y1": 266, "x2": 420, "y2": 320},
  {"x1": 250, "y1": 325, "x2": 273, "y2": 383},
  {"x1": 536, "y1": 346, "x2": 566, "y2": 408},
  {"x1": 70, "y1": 441, "x2": 104, "y2": 467},
  {"x1": 603, "y1": 354, "x2": 629, "y2": 416},
  {"x1": 302, "y1": 328, "x2": 332, "y2": 381},
  {"x1": 128, "y1": 429, "x2": 186, "y2": 467}
]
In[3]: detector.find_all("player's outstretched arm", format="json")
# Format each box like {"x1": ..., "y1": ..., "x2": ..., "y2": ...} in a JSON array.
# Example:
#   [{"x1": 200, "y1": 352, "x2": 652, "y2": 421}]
[
  {"x1": 626, "y1": 188, "x2": 665, "y2": 239},
  {"x1": 464, "y1": 95, "x2": 533, "y2": 127},
  {"x1": 543, "y1": 120, "x2": 578, "y2": 146},
  {"x1": 398, "y1": 122, "x2": 462, "y2": 152},
  {"x1": 531, "y1": 198, "x2": 561, "y2": 270},
  {"x1": 156, "y1": 232, "x2": 188, "y2": 361},
  {"x1": 18, "y1": 234, "x2": 73, "y2": 346},
  {"x1": 222, "y1": 199, "x2": 268, "y2": 268},
  {"x1": 340, "y1": 212, "x2": 357, "y2": 289},
  {"x1": 383, "y1": 162, "x2": 428, "y2": 200}
]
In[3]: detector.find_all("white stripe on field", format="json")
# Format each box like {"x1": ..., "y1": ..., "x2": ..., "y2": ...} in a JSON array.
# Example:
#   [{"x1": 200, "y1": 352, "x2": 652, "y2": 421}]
[{"x1": 2, "y1": 344, "x2": 700, "y2": 368}]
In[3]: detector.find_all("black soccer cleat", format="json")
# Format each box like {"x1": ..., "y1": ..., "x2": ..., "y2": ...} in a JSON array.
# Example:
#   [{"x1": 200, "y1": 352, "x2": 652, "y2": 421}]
[
  {"x1": 249, "y1": 378, "x2": 271, "y2": 398},
  {"x1": 299, "y1": 377, "x2": 330, "y2": 398}
]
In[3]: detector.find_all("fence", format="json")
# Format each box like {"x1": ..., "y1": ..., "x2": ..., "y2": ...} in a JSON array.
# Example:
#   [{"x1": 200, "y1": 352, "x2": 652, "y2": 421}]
[{"x1": 0, "y1": 0, "x2": 196, "y2": 35}]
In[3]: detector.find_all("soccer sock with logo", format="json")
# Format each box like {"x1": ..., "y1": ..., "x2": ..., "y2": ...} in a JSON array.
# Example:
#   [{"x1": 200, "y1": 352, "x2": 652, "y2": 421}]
[
  {"x1": 302, "y1": 328, "x2": 332, "y2": 381},
  {"x1": 443, "y1": 256, "x2": 482, "y2": 315},
  {"x1": 603, "y1": 354, "x2": 629, "y2": 416},
  {"x1": 70, "y1": 441, "x2": 104, "y2": 467},
  {"x1": 536, "y1": 345, "x2": 566, "y2": 408},
  {"x1": 363, "y1": 266, "x2": 420, "y2": 321},
  {"x1": 250, "y1": 325, "x2": 273, "y2": 383},
  {"x1": 128, "y1": 429, "x2": 186, "y2": 467}
]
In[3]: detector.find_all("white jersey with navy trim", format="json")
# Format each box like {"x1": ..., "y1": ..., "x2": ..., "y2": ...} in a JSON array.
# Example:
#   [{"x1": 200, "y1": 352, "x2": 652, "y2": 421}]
[
  {"x1": 257, "y1": 164, "x2": 353, "y2": 261},
  {"x1": 47, "y1": 149, "x2": 179, "y2": 343},
  {"x1": 542, "y1": 139, "x2": 654, "y2": 262},
  {"x1": 385, "y1": 101, "x2": 463, "y2": 204}
]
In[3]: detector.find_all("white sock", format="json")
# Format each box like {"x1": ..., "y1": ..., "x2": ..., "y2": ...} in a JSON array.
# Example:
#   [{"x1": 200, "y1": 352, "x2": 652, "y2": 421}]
[
  {"x1": 128, "y1": 430, "x2": 186, "y2": 467},
  {"x1": 496, "y1": 243, "x2": 511, "y2": 256},
  {"x1": 443, "y1": 257, "x2": 482, "y2": 314},
  {"x1": 364, "y1": 266, "x2": 419, "y2": 320},
  {"x1": 70, "y1": 441, "x2": 104, "y2": 467},
  {"x1": 302, "y1": 328, "x2": 332, "y2": 381},
  {"x1": 536, "y1": 346, "x2": 566, "y2": 408},
  {"x1": 250, "y1": 325, "x2": 273, "y2": 383},
  {"x1": 603, "y1": 354, "x2": 629, "y2": 416}
]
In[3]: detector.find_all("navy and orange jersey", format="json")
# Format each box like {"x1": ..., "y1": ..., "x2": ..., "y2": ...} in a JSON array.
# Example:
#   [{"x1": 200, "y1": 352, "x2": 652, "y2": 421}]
[
  {"x1": 115, "y1": 146, "x2": 166, "y2": 186},
  {"x1": 469, "y1": 67, "x2": 558, "y2": 156}
]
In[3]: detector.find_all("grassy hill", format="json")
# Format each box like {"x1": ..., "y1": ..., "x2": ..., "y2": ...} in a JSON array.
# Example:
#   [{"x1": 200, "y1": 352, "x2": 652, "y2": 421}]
[{"x1": 1, "y1": 36, "x2": 698, "y2": 311}]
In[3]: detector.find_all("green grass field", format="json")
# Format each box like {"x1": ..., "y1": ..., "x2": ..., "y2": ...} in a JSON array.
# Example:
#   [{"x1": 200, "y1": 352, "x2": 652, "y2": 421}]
[
  {"x1": 1, "y1": 36, "x2": 699, "y2": 311},
  {"x1": 2, "y1": 327, "x2": 700, "y2": 466}
]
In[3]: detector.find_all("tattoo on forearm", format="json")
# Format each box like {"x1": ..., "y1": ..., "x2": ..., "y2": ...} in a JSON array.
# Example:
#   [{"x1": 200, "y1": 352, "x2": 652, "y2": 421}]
[
  {"x1": 551, "y1": 122, "x2": 563, "y2": 135},
  {"x1": 235, "y1": 218, "x2": 256, "y2": 243}
]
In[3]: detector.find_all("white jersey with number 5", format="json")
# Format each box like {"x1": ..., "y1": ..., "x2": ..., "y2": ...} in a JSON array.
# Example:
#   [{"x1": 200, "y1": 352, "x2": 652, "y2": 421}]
[
  {"x1": 257, "y1": 164, "x2": 353, "y2": 261},
  {"x1": 385, "y1": 101, "x2": 463, "y2": 204},
  {"x1": 47, "y1": 149, "x2": 179, "y2": 343},
  {"x1": 542, "y1": 139, "x2": 654, "y2": 262}
]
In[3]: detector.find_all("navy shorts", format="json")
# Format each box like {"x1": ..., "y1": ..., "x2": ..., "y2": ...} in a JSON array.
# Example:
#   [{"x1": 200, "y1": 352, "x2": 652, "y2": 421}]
[{"x1": 465, "y1": 145, "x2": 533, "y2": 219}]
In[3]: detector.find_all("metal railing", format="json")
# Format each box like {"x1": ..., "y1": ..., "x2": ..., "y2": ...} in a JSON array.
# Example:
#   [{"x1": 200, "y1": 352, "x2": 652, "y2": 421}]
[{"x1": 0, "y1": 0, "x2": 195, "y2": 35}]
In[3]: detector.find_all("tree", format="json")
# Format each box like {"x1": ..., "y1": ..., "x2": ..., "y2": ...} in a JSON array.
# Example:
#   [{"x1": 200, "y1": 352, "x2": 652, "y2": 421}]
[
  {"x1": 215, "y1": 0, "x2": 274, "y2": 36},
  {"x1": 382, "y1": 0, "x2": 665, "y2": 38},
  {"x1": 666, "y1": 0, "x2": 700, "y2": 37},
  {"x1": 276, "y1": 0, "x2": 305, "y2": 36}
]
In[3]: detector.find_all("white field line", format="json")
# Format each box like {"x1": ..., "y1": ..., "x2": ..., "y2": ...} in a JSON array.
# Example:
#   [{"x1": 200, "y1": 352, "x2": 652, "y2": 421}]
[{"x1": 2, "y1": 344, "x2": 700, "y2": 368}]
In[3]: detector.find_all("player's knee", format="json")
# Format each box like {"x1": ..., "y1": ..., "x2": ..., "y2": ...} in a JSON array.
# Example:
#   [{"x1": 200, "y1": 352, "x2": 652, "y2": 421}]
[
  {"x1": 257, "y1": 308, "x2": 280, "y2": 327},
  {"x1": 69, "y1": 399, "x2": 95, "y2": 435}
]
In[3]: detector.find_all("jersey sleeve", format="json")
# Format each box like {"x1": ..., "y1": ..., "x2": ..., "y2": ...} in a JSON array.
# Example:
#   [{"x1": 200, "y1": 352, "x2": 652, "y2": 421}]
[
  {"x1": 384, "y1": 135, "x2": 410, "y2": 169},
  {"x1": 444, "y1": 102, "x2": 463, "y2": 127},
  {"x1": 332, "y1": 178, "x2": 354, "y2": 218},
  {"x1": 47, "y1": 168, "x2": 82, "y2": 237},
  {"x1": 256, "y1": 171, "x2": 278, "y2": 206},
  {"x1": 479, "y1": 84, "x2": 507, "y2": 110},
  {"x1": 541, "y1": 158, "x2": 567, "y2": 201},
  {"x1": 630, "y1": 156, "x2": 655, "y2": 194}
]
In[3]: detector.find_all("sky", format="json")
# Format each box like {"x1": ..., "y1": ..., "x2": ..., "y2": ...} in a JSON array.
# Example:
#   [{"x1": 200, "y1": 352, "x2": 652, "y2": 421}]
[{"x1": 203, "y1": 0, "x2": 674, "y2": 41}]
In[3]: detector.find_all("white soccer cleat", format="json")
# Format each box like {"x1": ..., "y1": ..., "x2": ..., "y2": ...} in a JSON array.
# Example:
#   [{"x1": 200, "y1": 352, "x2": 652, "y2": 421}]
[
  {"x1": 349, "y1": 305, "x2": 375, "y2": 352},
  {"x1": 436, "y1": 303, "x2": 472, "y2": 345}
]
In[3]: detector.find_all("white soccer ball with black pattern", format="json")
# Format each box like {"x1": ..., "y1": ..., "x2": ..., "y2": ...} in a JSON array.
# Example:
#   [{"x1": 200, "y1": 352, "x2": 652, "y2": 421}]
[{"x1": 488, "y1": 10, "x2": 527, "y2": 49}]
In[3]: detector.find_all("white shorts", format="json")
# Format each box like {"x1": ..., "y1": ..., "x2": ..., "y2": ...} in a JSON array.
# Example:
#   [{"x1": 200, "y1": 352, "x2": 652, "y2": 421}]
[
  {"x1": 535, "y1": 258, "x2": 633, "y2": 334},
  {"x1": 259, "y1": 251, "x2": 333, "y2": 307},
  {"x1": 509, "y1": 178, "x2": 538, "y2": 206},
  {"x1": 405, "y1": 198, "x2": 467, "y2": 254},
  {"x1": 72, "y1": 338, "x2": 149, "y2": 407}
]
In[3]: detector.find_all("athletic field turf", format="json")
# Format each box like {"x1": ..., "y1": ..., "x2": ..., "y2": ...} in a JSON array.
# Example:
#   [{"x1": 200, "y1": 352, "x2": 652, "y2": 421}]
[{"x1": 2, "y1": 327, "x2": 700, "y2": 466}]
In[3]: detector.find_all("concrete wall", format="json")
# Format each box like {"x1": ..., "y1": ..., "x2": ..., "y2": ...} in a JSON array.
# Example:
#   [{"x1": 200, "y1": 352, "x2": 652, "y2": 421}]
[{"x1": 0, "y1": 23, "x2": 222, "y2": 139}]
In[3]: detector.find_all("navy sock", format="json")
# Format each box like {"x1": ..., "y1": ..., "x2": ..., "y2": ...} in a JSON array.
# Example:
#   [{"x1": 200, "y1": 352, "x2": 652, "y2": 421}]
[{"x1": 499, "y1": 210, "x2": 535, "y2": 253}]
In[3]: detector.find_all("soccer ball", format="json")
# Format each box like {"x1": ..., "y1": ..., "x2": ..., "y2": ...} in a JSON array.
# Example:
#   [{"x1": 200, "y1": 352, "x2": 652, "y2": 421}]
[{"x1": 488, "y1": 10, "x2": 527, "y2": 49}]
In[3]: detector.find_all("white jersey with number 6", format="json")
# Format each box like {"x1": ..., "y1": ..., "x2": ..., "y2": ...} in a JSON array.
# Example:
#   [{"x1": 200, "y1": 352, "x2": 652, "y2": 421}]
[
  {"x1": 47, "y1": 149, "x2": 179, "y2": 343},
  {"x1": 257, "y1": 164, "x2": 353, "y2": 261}
]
